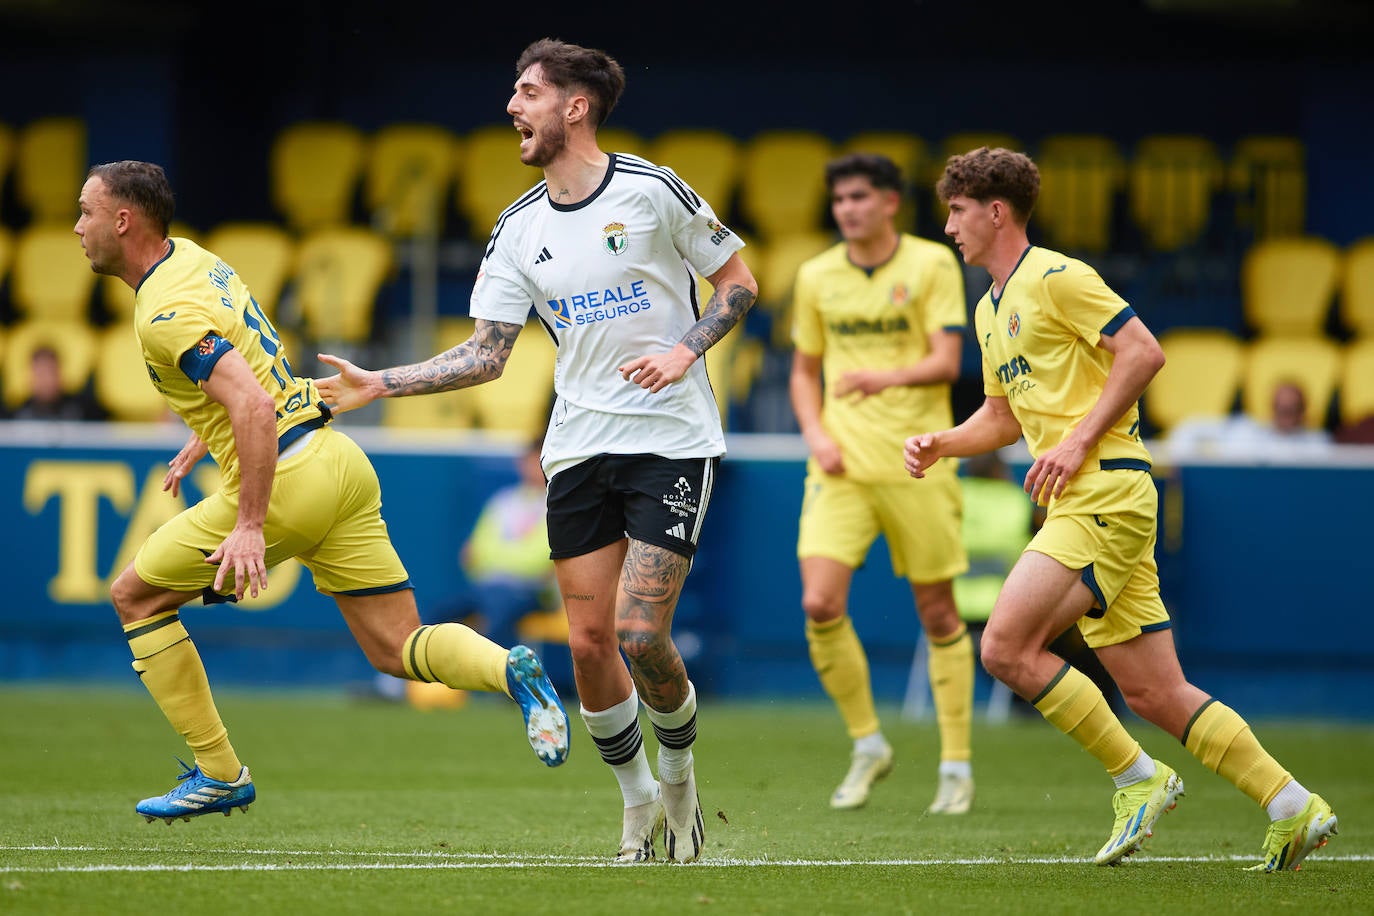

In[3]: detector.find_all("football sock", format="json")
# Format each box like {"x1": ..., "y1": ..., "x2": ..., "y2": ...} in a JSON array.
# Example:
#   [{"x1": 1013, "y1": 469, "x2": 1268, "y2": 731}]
[
  {"x1": 1033, "y1": 663, "x2": 1141, "y2": 777},
  {"x1": 1113, "y1": 750, "x2": 1158, "y2": 788},
  {"x1": 927, "y1": 623, "x2": 974, "y2": 763},
  {"x1": 647, "y1": 680, "x2": 696, "y2": 786},
  {"x1": 1182, "y1": 699, "x2": 1293, "y2": 809},
  {"x1": 401, "y1": 623, "x2": 508, "y2": 694},
  {"x1": 583, "y1": 690, "x2": 659, "y2": 807},
  {"x1": 806, "y1": 614, "x2": 879, "y2": 739},
  {"x1": 1265, "y1": 779, "x2": 1311, "y2": 821},
  {"x1": 124, "y1": 610, "x2": 240, "y2": 782},
  {"x1": 854, "y1": 732, "x2": 890, "y2": 757}
]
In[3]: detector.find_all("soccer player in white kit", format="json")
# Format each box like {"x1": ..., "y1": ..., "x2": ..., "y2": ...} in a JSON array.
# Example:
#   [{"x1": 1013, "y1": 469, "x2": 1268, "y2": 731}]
[{"x1": 317, "y1": 38, "x2": 757, "y2": 863}]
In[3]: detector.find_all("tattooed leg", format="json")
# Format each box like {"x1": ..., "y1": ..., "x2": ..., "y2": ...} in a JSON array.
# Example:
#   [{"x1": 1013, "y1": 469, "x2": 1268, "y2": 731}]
[{"x1": 616, "y1": 539, "x2": 692, "y2": 712}]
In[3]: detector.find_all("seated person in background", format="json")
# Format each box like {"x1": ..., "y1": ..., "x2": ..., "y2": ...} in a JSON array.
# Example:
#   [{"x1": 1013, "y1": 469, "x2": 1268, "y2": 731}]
[
  {"x1": 1166, "y1": 380, "x2": 1332, "y2": 460},
  {"x1": 7, "y1": 345, "x2": 107, "y2": 421}
]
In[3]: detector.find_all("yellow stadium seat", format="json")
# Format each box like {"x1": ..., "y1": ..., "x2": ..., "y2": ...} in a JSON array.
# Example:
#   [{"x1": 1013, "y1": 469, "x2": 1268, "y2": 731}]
[
  {"x1": 1229, "y1": 135, "x2": 1306, "y2": 240},
  {"x1": 92, "y1": 323, "x2": 169, "y2": 422},
  {"x1": 456, "y1": 124, "x2": 545, "y2": 243},
  {"x1": 1339, "y1": 338, "x2": 1374, "y2": 427},
  {"x1": 752, "y1": 230, "x2": 836, "y2": 348},
  {"x1": 1147, "y1": 328, "x2": 1245, "y2": 435},
  {"x1": 738, "y1": 130, "x2": 835, "y2": 241},
  {"x1": 471, "y1": 325, "x2": 556, "y2": 440},
  {"x1": 840, "y1": 130, "x2": 928, "y2": 232},
  {"x1": 364, "y1": 123, "x2": 461, "y2": 238},
  {"x1": 269, "y1": 121, "x2": 366, "y2": 232},
  {"x1": 294, "y1": 226, "x2": 394, "y2": 344},
  {"x1": 645, "y1": 128, "x2": 742, "y2": 220},
  {"x1": 1241, "y1": 236, "x2": 1341, "y2": 338},
  {"x1": 598, "y1": 126, "x2": 648, "y2": 160},
  {"x1": 11, "y1": 223, "x2": 97, "y2": 323},
  {"x1": 202, "y1": 222, "x2": 297, "y2": 322},
  {"x1": 1339, "y1": 236, "x2": 1374, "y2": 337},
  {"x1": 1128, "y1": 135, "x2": 1224, "y2": 251},
  {"x1": 1241, "y1": 336, "x2": 1341, "y2": 429},
  {"x1": 1034, "y1": 134, "x2": 1125, "y2": 254},
  {"x1": 15, "y1": 116, "x2": 87, "y2": 224},
  {"x1": 2, "y1": 320, "x2": 97, "y2": 411}
]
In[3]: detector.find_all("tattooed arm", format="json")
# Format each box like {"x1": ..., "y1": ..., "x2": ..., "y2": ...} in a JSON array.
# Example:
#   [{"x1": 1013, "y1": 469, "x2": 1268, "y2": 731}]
[
  {"x1": 315, "y1": 319, "x2": 522, "y2": 413},
  {"x1": 618, "y1": 252, "x2": 759, "y2": 393}
]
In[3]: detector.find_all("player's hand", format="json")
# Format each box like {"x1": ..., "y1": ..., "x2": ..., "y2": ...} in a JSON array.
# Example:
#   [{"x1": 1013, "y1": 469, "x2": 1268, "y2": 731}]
[
  {"x1": 806, "y1": 432, "x2": 845, "y2": 476},
  {"x1": 617, "y1": 343, "x2": 696, "y2": 393},
  {"x1": 207, "y1": 524, "x2": 268, "y2": 600},
  {"x1": 163, "y1": 434, "x2": 209, "y2": 497},
  {"x1": 1023, "y1": 438, "x2": 1089, "y2": 505},
  {"x1": 315, "y1": 353, "x2": 381, "y2": 414},
  {"x1": 904, "y1": 432, "x2": 943, "y2": 478},
  {"x1": 833, "y1": 368, "x2": 891, "y2": 400}
]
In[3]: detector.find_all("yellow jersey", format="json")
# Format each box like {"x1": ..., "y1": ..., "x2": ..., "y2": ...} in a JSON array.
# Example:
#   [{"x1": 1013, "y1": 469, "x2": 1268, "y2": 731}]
[
  {"x1": 134, "y1": 238, "x2": 327, "y2": 483},
  {"x1": 975, "y1": 246, "x2": 1152, "y2": 469},
  {"x1": 792, "y1": 234, "x2": 966, "y2": 482}
]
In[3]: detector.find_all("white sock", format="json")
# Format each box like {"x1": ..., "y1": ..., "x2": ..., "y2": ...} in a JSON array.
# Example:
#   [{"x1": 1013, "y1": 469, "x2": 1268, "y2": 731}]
[
  {"x1": 854, "y1": 731, "x2": 890, "y2": 757},
  {"x1": 1112, "y1": 751, "x2": 1157, "y2": 788},
  {"x1": 939, "y1": 759, "x2": 972, "y2": 780},
  {"x1": 1266, "y1": 779, "x2": 1310, "y2": 821},
  {"x1": 646, "y1": 681, "x2": 697, "y2": 786},
  {"x1": 582, "y1": 690, "x2": 658, "y2": 808}
]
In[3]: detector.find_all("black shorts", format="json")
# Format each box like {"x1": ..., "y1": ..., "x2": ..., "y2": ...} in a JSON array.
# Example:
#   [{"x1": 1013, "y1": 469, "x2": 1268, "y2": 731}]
[{"x1": 546, "y1": 453, "x2": 719, "y2": 560}]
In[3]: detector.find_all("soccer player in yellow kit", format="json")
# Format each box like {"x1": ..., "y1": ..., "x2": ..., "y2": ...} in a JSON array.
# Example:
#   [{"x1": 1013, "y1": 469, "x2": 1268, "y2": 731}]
[
  {"x1": 906, "y1": 146, "x2": 1338, "y2": 870},
  {"x1": 790, "y1": 153, "x2": 975, "y2": 814},
  {"x1": 74, "y1": 161, "x2": 569, "y2": 824}
]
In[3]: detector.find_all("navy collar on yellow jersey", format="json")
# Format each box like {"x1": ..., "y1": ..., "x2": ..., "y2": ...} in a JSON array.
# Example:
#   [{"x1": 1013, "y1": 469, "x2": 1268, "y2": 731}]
[
  {"x1": 135, "y1": 238, "x2": 177, "y2": 294},
  {"x1": 991, "y1": 244, "x2": 1033, "y2": 312}
]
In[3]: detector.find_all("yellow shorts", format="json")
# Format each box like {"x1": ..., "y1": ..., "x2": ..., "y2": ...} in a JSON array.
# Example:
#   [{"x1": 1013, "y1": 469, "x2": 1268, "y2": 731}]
[
  {"x1": 797, "y1": 468, "x2": 967, "y2": 583},
  {"x1": 1027, "y1": 471, "x2": 1170, "y2": 648},
  {"x1": 134, "y1": 426, "x2": 411, "y2": 599}
]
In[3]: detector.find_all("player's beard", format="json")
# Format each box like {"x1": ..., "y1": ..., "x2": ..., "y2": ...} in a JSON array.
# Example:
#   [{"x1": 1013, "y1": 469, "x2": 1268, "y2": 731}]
[{"x1": 523, "y1": 120, "x2": 567, "y2": 168}]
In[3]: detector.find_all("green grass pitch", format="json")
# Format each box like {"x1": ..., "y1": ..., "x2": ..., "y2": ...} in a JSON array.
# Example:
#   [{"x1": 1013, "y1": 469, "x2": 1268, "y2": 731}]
[{"x1": 1, "y1": 684, "x2": 1369, "y2": 914}]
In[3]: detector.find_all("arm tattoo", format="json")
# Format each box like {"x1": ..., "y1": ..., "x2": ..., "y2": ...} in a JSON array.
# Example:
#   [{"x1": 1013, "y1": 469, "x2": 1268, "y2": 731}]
[
  {"x1": 680, "y1": 281, "x2": 756, "y2": 357},
  {"x1": 379, "y1": 320, "x2": 521, "y2": 395}
]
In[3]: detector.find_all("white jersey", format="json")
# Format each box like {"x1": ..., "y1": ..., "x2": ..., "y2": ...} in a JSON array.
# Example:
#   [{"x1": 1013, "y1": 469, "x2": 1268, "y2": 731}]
[{"x1": 469, "y1": 153, "x2": 746, "y2": 479}]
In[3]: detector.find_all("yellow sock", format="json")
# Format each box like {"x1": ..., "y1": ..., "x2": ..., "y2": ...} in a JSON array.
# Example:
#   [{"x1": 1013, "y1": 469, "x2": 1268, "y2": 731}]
[
  {"x1": 124, "y1": 611, "x2": 240, "y2": 781},
  {"x1": 928, "y1": 623, "x2": 973, "y2": 762},
  {"x1": 1033, "y1": 663, "x2": 1141, "y2": 776},
  {"x1": 402, "y1": 623, "x2": 509, "y2": 694},
  {"x1": 806, "y1": 615, "x2": 878, "y2": 739},
  {"x1": 1183, "y1": 699, "x2": 1292, "y2": 806}
]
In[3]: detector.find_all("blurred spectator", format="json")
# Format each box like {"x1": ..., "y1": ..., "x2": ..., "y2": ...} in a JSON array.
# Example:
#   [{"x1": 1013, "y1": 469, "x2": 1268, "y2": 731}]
[
  {"x1": 5, "y1": 345, "x2": 106, "y2": 421},
  {"x1": 1165, "y1": 379, "x2": 1332, "y2": 460}
]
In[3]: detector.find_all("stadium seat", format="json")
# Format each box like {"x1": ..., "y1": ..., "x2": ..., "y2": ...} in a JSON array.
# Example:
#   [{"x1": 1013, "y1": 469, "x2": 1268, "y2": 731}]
[
  {"x1": 92, "y1": 323, "x2": 168, "y2": 422},
  {"x1": 363, "y1": 123, "x2": 461, "y2": 238},
  {"x1": 380, "y1": 316, "x2": 480, "y2": 431},
  {"x1": 269, "y1": 121, "x2": 367, "y2": 232},
  {"x1": 202, "y1": 222, "x2": 298, "y2": 322},
  {"x1": 456, "y1": 124, "x2": 545, "y2": 243},
  {"x1": 10, "y1": 223, "x2": 98, "y2": 323},
  {"x1": 1339, "y1": 236, "x2": 1374, "y2": 337},
  {"x1": 752, "y1": 230, "x2": 836, "y2": 348},
  {"x1": 1240, "y1": 336, "x2": 1341, "y2": 429},
  {"x1": 2, "y1": 319, "x2": 97, "y2": 412},
  {"x1": 14, "y1": 116, "x2": 87, "y2": 224},
  {"x1": 598, "y1": 126, "x2": 648, "y2": 160},
  {"x1": 471, "y1": 323, "x2": 556, "y2": 440},
  {"x1": 1229, "y1": 135, "x2": 1306, "y2": 240},
  {"x1": 1034, "y1": 134, "x2": 1125, "y2": 254},
  {"x1": 1147, "y1": 328, "x2": 1245, "y2": 435},
  {"x1": 1241, "y1": 235, "x2": 1341, "y2": 338},
  {"x1": 1338, "y1": 337, "x2": 1374, "y2": 427},
  {"x1": 840, "y1": 130, "x2": 929, "y2": 231},
  {"x1": 293, "y1": 226, "x2": 394, "y2": 344},
  {"x1": 1127, "y1": 135, "x2": 1224, "y2": 251},
  {"x1": 645, "y1": 128, "x2": 742, "y2": 220},
  {"x1": 738, "y1": 129, "x2": 836, "y2": 241}
]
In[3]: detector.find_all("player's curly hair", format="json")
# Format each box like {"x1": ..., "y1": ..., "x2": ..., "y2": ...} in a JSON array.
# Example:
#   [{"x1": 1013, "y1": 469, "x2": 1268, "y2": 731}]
[
  {"x1": 936, "y1": 147, "x2": 1039, "y2": 222},
  {"x1": 87, "y1": 161, "x2": 174, "y2": 237},
  {"x1": 516, "y1": 38, "x2": 626, "y2": 128}
]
